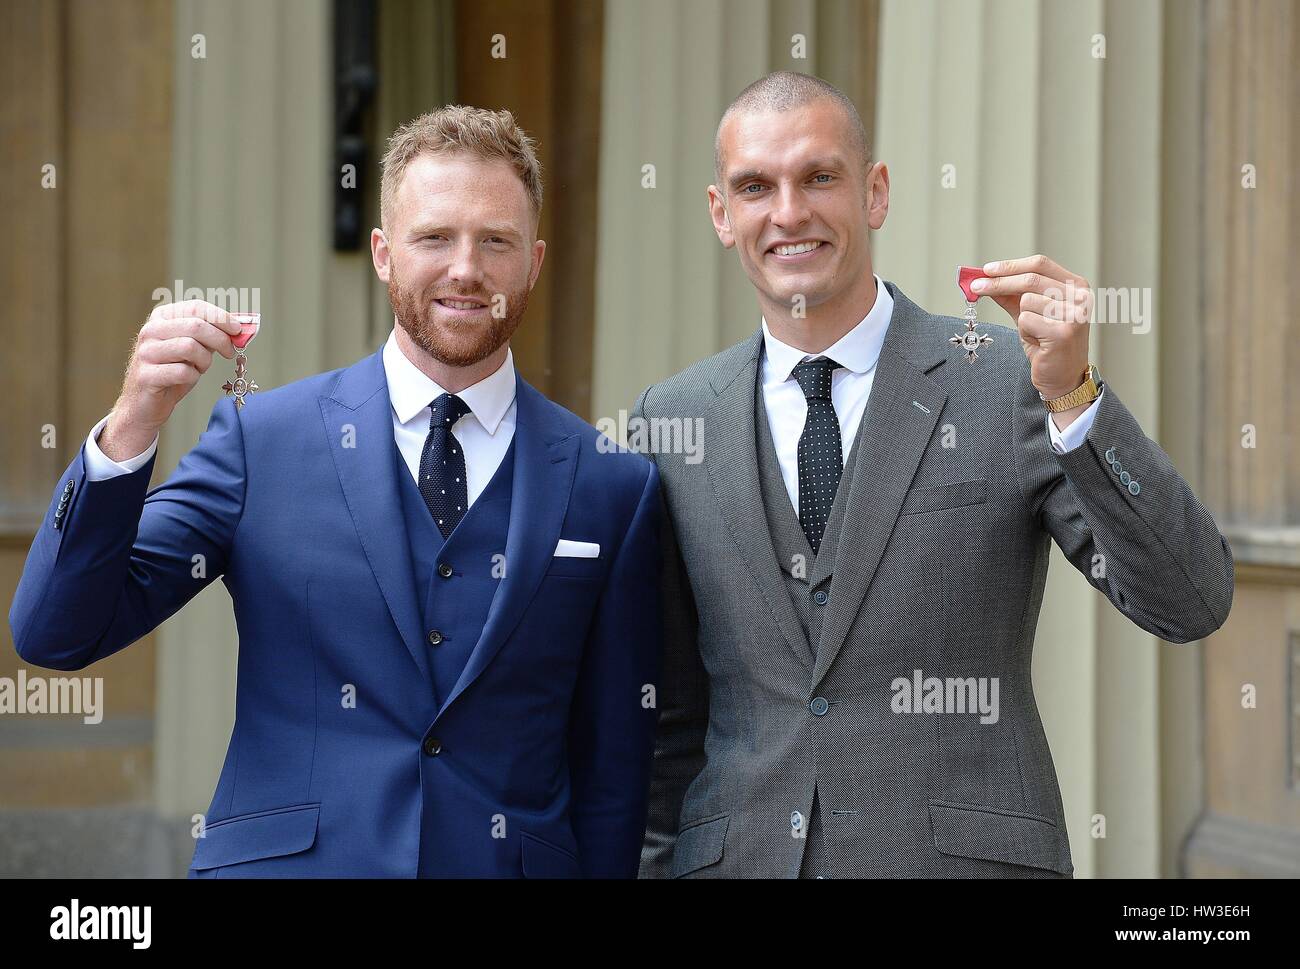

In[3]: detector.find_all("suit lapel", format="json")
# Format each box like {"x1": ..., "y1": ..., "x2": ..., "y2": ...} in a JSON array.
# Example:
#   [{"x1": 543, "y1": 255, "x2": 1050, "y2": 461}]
[
  {"x1": 704, "y1": 332, "x2": 815, "y2": 669},
  {"x1": 811, "y1": 282, "x2": 950, "y2": 690},
  {"x1": 320, "y1": 349, "x2": 431, "y2": 684},
  {"x1": 435, "y1": 378, "x2": 579, "y2": 720}
]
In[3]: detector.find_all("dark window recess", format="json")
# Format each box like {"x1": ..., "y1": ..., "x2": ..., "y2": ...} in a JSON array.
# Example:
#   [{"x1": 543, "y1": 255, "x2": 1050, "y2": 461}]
[{"x1": 332, "y1": 0, "x2": 378, "y2": 250}]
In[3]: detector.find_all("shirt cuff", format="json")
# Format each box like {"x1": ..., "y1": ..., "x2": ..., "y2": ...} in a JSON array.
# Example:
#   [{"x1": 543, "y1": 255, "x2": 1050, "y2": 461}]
[
  {"x1": 83, "y1": 414, "x2": 158, "y2": 481},
  {"x1": 1047, "y1": 387, "x2": 1104, "y2": 454}
]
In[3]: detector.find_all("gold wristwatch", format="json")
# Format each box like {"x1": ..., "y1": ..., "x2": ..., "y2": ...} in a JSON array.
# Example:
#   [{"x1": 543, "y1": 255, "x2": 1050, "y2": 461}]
[{"x1": 1040, "y1": 365, "x2": 1102, "y2": 413}]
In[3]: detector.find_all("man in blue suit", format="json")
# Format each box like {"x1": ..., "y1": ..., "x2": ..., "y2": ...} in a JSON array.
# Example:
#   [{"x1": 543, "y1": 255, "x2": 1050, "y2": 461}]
[{"x1": 9, "y1": 105, "x2": 661, "y2": 878}]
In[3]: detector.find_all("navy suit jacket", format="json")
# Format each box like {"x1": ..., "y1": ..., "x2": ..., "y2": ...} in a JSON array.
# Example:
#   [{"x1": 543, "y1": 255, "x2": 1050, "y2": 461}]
[{"x1": 10, "y1": 347, "x2": 662, "y2": 878}]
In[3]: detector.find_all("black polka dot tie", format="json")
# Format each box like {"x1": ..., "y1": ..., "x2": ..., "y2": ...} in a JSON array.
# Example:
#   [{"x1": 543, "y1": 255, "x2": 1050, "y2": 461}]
[
  {"x1": 792, "y1": 357, "x2": 843, "y2": 555},
  {"x1": 418, "y1": 393, "x2": 471, "y2": 538}
]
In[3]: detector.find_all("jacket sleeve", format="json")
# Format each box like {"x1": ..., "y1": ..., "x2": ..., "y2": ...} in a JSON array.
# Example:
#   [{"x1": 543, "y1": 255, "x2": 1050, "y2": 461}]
[
  {"x1": 634, "y1": 386, "x2": 711, "y2": 879},
  {"x1": 10, "y1": 398, "x2": 246, "y2": 671},
  {"x1": 1012, "y1": 359, "x2": 1233, "y2": 644}
]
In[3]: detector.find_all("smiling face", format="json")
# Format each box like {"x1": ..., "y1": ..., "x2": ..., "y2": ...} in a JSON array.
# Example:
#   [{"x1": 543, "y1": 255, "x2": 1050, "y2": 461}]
[
  {"x1": 709, "y1": 99, "x2": 889, "y2": 330},
  {"x1": 371, "y1": 151, "x2": 545, "y2": 368}
]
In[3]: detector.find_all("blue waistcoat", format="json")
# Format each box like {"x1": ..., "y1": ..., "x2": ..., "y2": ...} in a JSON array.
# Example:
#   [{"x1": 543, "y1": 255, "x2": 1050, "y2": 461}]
[{"x1": 395, "y1": 436, "x2": 516, "y2": 708}]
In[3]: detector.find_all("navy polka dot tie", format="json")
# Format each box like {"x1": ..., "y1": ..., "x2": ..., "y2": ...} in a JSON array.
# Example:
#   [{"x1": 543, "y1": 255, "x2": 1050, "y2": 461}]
[
  {"x1": 792, "y1": 357, "x2": 843, "y2": 555},
  {"x1": 418, "y1": 393, "x2": 471, "y2": 538}
]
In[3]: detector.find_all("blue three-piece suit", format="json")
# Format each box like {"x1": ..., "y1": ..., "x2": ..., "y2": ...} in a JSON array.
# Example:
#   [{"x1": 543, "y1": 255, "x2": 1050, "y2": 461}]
[{"x1": 10, "y1": 347, "x2": 662, "y2": 877}]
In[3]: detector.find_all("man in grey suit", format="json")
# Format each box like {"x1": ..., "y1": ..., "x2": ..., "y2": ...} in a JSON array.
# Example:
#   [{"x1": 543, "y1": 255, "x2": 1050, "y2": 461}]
[{"x1": 635, "y1": 72, "x2": 1233, "y2": 878}]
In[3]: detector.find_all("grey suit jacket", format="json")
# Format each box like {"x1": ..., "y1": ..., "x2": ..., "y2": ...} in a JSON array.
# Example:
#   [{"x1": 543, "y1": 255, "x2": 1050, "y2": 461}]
[{"x1": 635, "y1": 279, "x2": 1233, "y2": 878}]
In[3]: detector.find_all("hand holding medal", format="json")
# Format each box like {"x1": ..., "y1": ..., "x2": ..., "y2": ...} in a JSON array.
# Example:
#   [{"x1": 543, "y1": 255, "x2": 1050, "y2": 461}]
[
  {"x1": 96, "y1": 299, "x2": 244, "y2": 463},
  {"x1": 962, "y1": 254, "x2": 1094, "y2": 401}
]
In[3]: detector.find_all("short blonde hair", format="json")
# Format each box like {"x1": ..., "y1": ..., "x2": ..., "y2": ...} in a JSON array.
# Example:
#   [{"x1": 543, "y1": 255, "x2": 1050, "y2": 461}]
[{"x1": 380, "y1": 104, "x2": 543, "y2": 230}]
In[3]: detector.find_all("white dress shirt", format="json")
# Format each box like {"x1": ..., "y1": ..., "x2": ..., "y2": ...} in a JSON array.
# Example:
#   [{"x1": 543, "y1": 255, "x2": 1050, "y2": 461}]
[
  {"x1": 381, "y1": 329, "x2": 516, "y2": 507},
  {"x1": 83, "y1": 329, "x2": 519, "y2": 513},
  {"x1": 760, "y1": 274, "x2": 1100, "y2": 517}
]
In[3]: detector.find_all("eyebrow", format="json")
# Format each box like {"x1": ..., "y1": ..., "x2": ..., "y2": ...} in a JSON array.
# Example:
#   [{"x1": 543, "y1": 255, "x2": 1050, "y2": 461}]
[
  {"x1": 728, "y1": 156, "x2": 849, "y2": 191},
  {"x1": 727, "y1": 169, "x2": 766, "y2": 191},
  {"x1": 407, "y1": 223, "x2": 523, "y2": 239},
  {"x1": 480, "y1": 225, "x2": 523, "y2": 239},
  {"x1": 801, "y1": 156, "x2": 848, "y2": 173}
]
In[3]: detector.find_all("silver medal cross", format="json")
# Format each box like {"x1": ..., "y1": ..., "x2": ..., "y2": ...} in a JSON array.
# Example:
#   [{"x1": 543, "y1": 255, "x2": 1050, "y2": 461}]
[
  {"x1": 950, "y1": 301, "x2": 993, "y2": 362},
  {"x1": 222, "y1": 349, "x2": 259, "y2": 410}
]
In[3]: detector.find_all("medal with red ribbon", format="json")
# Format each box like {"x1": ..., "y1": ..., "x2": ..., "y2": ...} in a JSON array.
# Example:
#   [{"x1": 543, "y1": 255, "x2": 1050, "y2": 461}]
[
  {"x1": 951, "y1": 266, "x2": 993, "y2": 361},
  {"x1": 222, "y1": 313, "x2": 260, "y2": 409}
]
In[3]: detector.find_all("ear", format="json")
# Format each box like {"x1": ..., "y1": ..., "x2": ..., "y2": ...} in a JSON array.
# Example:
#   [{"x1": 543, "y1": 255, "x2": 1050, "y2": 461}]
[
  {"x1": 707, "y1": 185, "x2": 735, "y2": 249},
  {"x1": 371, "y1": 227, "x2": 392, "y2": 282},
  {"x1": 866, "y1": 161, "x2": 890, "y2": 231},
  {"x1": 528, "y1": 238, "x2": 547, "y2": 290}
]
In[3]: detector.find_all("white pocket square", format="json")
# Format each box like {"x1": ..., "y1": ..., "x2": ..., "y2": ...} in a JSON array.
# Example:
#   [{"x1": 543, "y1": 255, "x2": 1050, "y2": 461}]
[{"x1": 554, "y1": 539, "x2": 600, "y2": 558}]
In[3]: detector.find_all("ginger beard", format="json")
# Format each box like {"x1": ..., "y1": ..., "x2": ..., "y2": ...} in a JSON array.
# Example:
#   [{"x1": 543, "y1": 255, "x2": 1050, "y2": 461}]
[{"x1": 387, "y1": 259, "x2": 531, "y2": 368}]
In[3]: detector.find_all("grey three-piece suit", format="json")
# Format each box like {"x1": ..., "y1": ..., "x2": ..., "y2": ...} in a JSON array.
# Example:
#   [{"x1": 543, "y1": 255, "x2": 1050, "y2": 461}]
[{"x1": 635, "y1": 279, "x2": 1233, "y2": 878}]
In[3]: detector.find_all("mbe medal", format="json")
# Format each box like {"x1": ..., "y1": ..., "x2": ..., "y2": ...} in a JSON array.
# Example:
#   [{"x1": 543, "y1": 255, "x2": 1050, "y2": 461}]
[
  {"x1": 222, "y1": 313, "x2": 260, "y2": 410},
  {"x1": 950, "y1": 266, "x2": 993, "y2": 361}
]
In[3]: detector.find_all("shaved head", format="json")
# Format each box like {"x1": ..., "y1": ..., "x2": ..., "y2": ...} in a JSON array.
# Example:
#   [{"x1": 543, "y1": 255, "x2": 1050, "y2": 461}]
[
  {"x1": 704, "y1": 70, "x2": 891, "y2": 348},
  {"x1": 714, "y1": 71, "x2": 870, "y2": 186}
]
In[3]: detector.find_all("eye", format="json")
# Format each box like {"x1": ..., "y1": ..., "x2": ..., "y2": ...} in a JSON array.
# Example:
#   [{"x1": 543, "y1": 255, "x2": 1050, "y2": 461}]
[
  {"x1": 811, "y1": 173, "x2": 833, "y2": 184},
  {"x1": 741, "y1": 183, "x2": 766, "y2": 194}
]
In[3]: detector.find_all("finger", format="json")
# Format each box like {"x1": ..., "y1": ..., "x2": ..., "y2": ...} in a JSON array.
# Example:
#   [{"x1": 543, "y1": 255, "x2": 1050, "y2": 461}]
[
  {"x1": 989, "y1": 294, "x2": 1022, "y2": 319},
  {"x1": 984, "y1": 253, "x2": 1081, "y2": 286},
  {"x1": 138, "y1": 335, "x2": 209, "y2": 371},
  {"x1": 1015, "y1": 310, "x2": 1055, "y2": 343},
  {"x1": 166, "y1": 316, "x2": 237, "y2": 359},
  {"x1": 156, "y1": 300, "x2": 240, "y2": 336},
  {"x1": 148, "y1": 316, "x2": 237, "y2": 359},
  {"x1": 972, "y1": 271, "x2": 1066, "y2": 300},
  {"x1": 1020, "y1": 291, "x2": 1092, "y2": 324},
  {"x1": 140, "y1": 336, "x2": 215, "y2": 373},
  {"x1": 140, "y1": 361, "x2": 203, "y2": 392}
]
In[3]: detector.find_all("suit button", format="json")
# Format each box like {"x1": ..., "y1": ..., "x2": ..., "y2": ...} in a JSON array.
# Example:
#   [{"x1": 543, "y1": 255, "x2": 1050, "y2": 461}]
[
  {"x1": 813, "y1": 590, "x2": 828, "y2": 606},
  {"x1": 1128, "y1": 480, "x2": 1140, "y2": 496},
  {"x1": 422, "y1": 736, "x2": 443, "y2": 756},
  {"x1": 437, "y1": 563, "x2": 453, "y2": 578},
  {"x1": 427, "y1": 629, "x2": 444, "y2": 646},
  {"x1": 809, "y1": 696, "x2": 829, "y2": 716},
  {"x1": 791, "y1": 811, "x2": 804, "y2": 831},
  {"x1": 54, "y1": 508, "x2": 65, "y2": 519},
  {"x1": 1120, "y1": 471, "x2": 1131, "y2": 486},
  {"x1": 1104, "y1": 448, "x2": 1117, "y2": 464},
  {"x1": 63, "y1": 480, "x2": 74, "y2": 493}
]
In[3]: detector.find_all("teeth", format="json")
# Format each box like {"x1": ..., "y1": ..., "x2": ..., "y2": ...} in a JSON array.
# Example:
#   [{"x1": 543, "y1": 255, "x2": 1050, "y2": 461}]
[
  {"x1": 441, "y1": 299, "x2": 483, "y2": 310},
  {"x1": 774, "y1": 241, "x2": 821, "y2": 256}
]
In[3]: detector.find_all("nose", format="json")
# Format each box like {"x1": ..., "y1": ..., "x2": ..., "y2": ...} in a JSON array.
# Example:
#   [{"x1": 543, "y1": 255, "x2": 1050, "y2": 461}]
[
  {"x1": 770, "y1": 183, "x2": 811, "y2": 231},
  {"x1": 446, "y1": 239, "x2": 485, "y2": 289}
]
